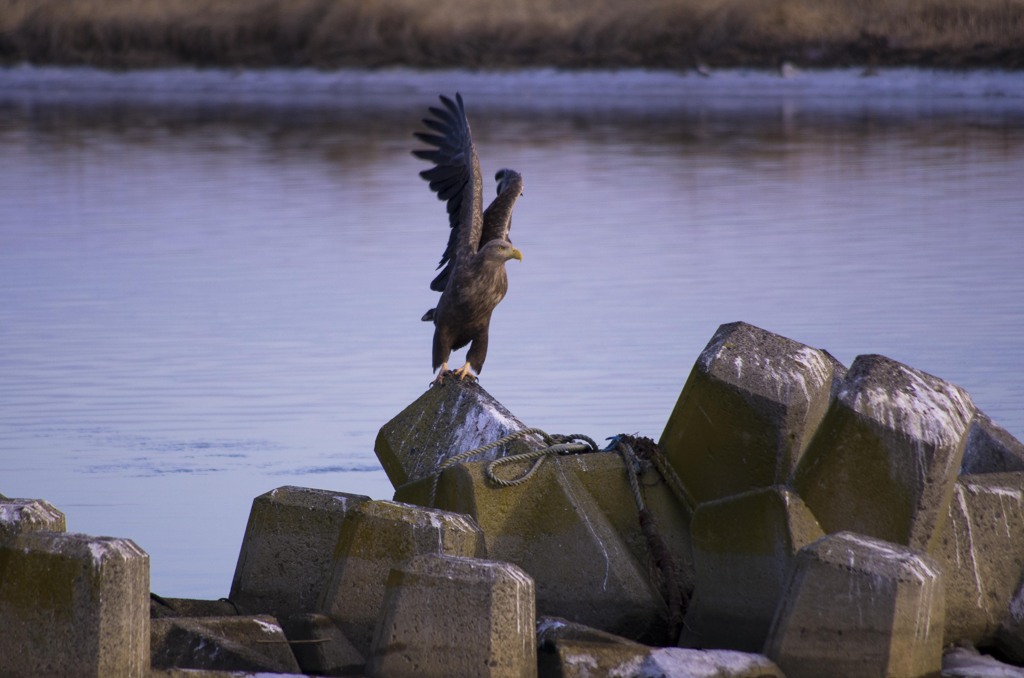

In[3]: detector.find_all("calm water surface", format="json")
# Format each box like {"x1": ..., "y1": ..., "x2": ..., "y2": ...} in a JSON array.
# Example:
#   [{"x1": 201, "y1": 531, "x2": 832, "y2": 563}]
[{"x1": 2, "y1": 67, "x2": 1023, "y2": 597}]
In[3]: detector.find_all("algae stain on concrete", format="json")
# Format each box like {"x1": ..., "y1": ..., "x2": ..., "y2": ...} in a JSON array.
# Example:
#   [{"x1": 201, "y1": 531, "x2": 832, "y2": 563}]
[{"x1": 0, "y1": 547, "x2": 79, "y2": 618}]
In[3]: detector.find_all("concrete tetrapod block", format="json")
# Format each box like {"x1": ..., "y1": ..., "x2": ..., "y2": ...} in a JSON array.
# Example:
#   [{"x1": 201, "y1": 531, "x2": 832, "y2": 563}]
[
  {"x1": 938, "y1": 473, "x2": 1024, "y2": 645},
  {"x1": 0, "y1": 497, "x2": 66, "y2": 543},
  {"x1": 794, "y1": 354, "x2": 975, "y2": 553},
  {"x1": 961, "y1": 413, "x2": 1024, "y2": 475},
  {"x1": 150, "y1": 614, "x2": 301, "y2": 673},
  {"x1": 230, "y1": 485, "x2": 370, "y2": 617},
  {"x1": 682, "y1": 486, "x2": 824, "y2": 651},
  {"x1": 369, "y1": 554, "x2": 536, "y2": 678},
  {"x1": 319, "y1": 499, "x2": 486, "y2": 657},
  {"x1": 376, "y1": 378, "x2": 546, "y2": 489},
  {"x1": 395, "y1": 451, "x2": 692, "y2": 645},
  {"x1": 764, "y1": 531, "x2": 945, "y2": 678},
  {"x1": 0, "y1": 531, "x2": 150, "y2": 677},
  {"x1": 659, "y1": 321, "x2": 846, "y2": 508}
]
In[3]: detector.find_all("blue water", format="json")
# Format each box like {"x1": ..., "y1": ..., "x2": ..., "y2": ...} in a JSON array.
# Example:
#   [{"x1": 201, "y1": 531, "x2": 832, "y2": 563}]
[{"x1": 2, "y1": 66, "x2": 1023, "y2": 597}]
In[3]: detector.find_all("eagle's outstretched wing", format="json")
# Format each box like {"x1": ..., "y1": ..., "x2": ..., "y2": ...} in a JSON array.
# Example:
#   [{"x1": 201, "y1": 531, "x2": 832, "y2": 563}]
[{"x1": 412, "y1": 93, "x2": 484, "y2": 292}]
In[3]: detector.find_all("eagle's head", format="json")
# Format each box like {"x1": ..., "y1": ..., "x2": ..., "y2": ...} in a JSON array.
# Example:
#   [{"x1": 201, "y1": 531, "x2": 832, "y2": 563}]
[{"x1": 483, "y1": 239, "x2": 523, "y2": 263}]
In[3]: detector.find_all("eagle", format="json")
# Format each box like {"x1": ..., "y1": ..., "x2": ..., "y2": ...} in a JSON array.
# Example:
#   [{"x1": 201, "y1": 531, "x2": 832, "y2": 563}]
[{"x1": 414, "y1": 93, "x2": 524, "y2": 386}]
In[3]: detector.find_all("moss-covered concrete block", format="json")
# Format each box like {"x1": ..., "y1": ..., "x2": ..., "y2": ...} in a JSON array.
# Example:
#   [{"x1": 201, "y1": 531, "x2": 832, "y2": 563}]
[
  {"x1": 794, "y1": 354, "x2": 975, "y2": 553},
  {"x1": 150, "y1": 615, "x2": 300, "y2": 673},
  {"x1": 396, "y1": 452, "x2": 691, "y2": 644},
  {"x1": 376, "y1": 379, "x2": 545, "y2": 488},
  {"x1": 961, "y1": 413, "x2": 1024, "y2": 475},
  {"x1": 0, "y1": 497, "x2": 65, "y2": 544},
  {"x1": 281, "y1": 612, "x2": 365, "y2": 676},
  {"x1": 682, "y1": 486, "x2": 824, "y2": 651},
  {"x1": 659, "y1": 321, "x2": 846, "y2": 508},
  {"x1": 318, "y1": 499, "x2": 486, "y2": 656},
  {"x1": 764, "y1": 531, "x2": 945, "y2": 678},
  {"x1": 0, "y1": 531, "x2": 149, "y2": 677},
  {"x1": 369, "y1": 554, "x2": 536, "y2": 678},
  {"x1": 230, "y1": 485, "x2": 370, "y2": 618},
  {"x1": 938, "y1": 473, "x2": 1024, "y2": 645}
]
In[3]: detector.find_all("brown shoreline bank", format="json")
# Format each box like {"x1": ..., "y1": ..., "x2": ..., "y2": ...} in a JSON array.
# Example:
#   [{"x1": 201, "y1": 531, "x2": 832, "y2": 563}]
[{"x1": 1, "y1": 0, "x2": 1023, "y2": 71}]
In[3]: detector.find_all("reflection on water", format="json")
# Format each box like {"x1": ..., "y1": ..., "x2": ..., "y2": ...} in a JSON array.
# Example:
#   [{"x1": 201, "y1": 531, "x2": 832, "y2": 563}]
[{"x1": 2, "y1": 68, "x2": 1023, "y2": 597}]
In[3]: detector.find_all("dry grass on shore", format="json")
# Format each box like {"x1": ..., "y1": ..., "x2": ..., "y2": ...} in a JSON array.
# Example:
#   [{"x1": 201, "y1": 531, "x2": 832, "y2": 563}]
[{"x1": 1, "y1": 0, "x2": 1023, "y2": 69}]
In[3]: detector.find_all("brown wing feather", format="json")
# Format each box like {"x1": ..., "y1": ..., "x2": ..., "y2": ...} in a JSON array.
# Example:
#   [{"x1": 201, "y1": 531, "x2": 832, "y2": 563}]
[{"x1": 412, "y1": 93, "x2": 484, "y2": 292}]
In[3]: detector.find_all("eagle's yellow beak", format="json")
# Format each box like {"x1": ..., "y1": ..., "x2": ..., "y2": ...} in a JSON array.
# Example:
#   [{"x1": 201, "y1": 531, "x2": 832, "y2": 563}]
[{"x1": 510, "y1": 248, "x2": 523, "y2": 262}]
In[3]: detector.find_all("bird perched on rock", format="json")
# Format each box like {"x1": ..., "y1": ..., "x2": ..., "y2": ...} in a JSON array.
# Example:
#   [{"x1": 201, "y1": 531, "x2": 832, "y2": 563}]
[{"x1": 414, "y1": 93, "x2": 524, "y2": 386}]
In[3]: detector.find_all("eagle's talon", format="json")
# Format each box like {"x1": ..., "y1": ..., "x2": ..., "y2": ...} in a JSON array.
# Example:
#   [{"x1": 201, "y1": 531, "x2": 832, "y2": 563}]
[
  {"x1": 452, "y1": 363, "x2": 476, "y2": 381},
  {"x1": 430, "y1": 364, "x2": 451, "y2": 387}
]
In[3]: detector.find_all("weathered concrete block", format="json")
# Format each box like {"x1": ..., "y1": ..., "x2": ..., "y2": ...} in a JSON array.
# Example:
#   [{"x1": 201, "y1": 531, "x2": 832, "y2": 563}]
[
  {"x1": 682, "y1": 486, "x2": 824, "y2": 651},
  {"x1": 794, "y1": 354, "x2": 975, "y2": 553},
  {"x1": 230, "y1": 485, "x2": 370, "y2": 618},
  {"x1": 319, "y1": 499, "x2": 486, "y2": 656},
  {"x1": 369, "y1": 554, "x2": 536, "y2": 678},
  {"x1": 0, "y1": 531, "x2": 149, "y2": 677},
  {"x1": 764, "y1": 532, "x2": 945, "y2": 678},
  {"x1": 961, "y1": 413, "x2": 1024, "y2": 475},
  {"x1": 938, "y1": 473, "x2": 1024, "y2": 645},
  {"x1": 395, "y1": 452, "x2": 692, "y2": 644},
  {"x1": 281, "y1": 612, "x2": 365, "y2": 676},
  {"x1": 376, "y1": 378, "x2": 545, "y2": 488},
  {"x1": 660, "y1": 321, "x2": 846, "y2": 508},
  {"x1": 151, "y1": 615, "x2": 301, "y2": 673},
  {"x1": 0, "y1": 497, "x2": 65, "y2": 543}
]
